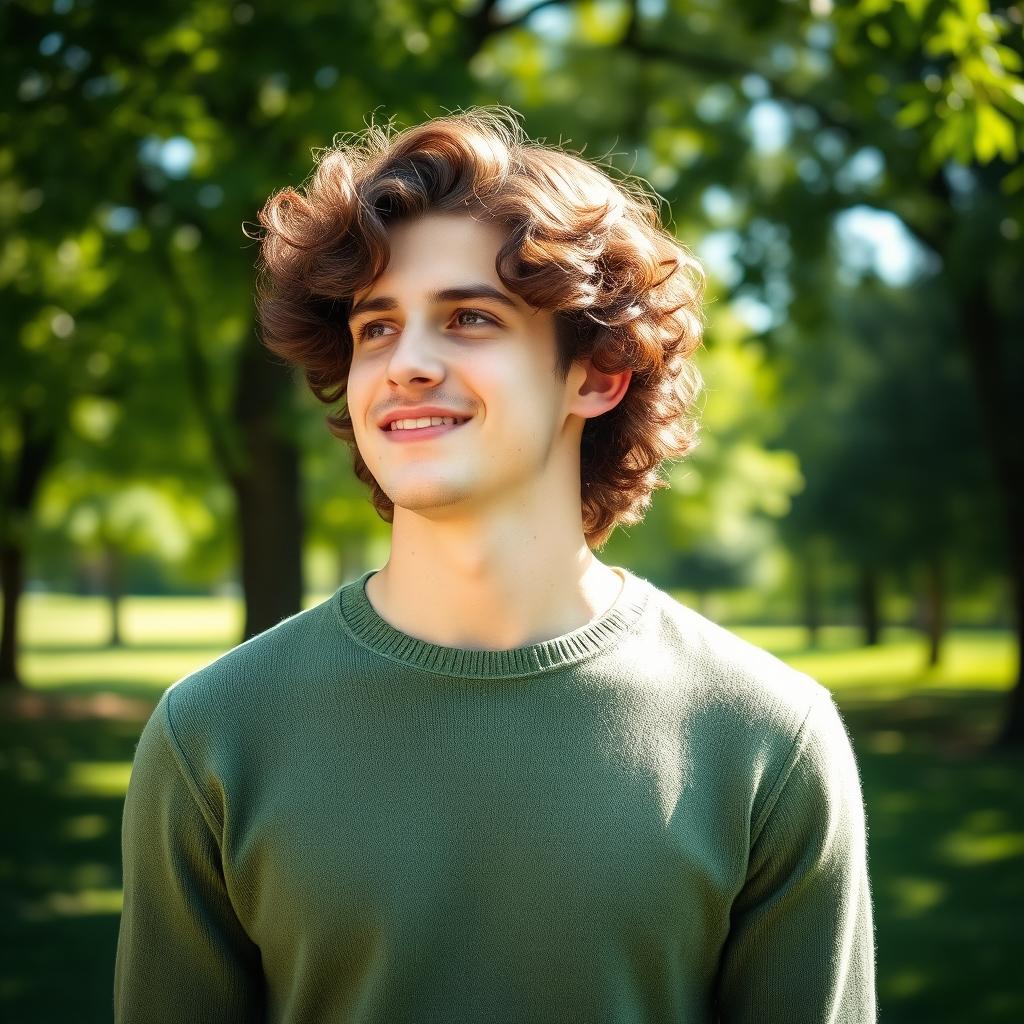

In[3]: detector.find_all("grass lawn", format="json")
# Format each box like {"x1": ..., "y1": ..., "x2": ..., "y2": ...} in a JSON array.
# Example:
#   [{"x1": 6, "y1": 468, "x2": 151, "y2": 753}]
[{"x1": 1, "y1": 591, "x2": 1022, "y2": 1022}]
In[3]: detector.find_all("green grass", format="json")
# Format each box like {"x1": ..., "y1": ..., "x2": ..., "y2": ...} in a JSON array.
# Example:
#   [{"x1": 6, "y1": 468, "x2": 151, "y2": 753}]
[
  {"x1": 3, "y1": 592, "x2": 1023, "y2": 1022},
  {"x1": 17, "y1": 590, "x2": 332, "y2": 694}
]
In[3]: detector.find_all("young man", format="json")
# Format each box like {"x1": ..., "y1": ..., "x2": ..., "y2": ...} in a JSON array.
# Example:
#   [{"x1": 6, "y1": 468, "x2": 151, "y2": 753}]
[{"x1": 115, "y1": 107, "x2": 876, "y2": 1022}]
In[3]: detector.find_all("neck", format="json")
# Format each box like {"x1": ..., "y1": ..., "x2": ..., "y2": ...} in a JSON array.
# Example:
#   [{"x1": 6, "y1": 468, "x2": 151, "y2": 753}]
[{"x1": 365, "y1": 511, "x2": 624, "y2": 651}]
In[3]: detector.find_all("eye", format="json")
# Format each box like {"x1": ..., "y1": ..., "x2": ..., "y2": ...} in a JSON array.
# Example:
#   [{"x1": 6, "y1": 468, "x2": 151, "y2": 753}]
[
  {"x1": 356, "y1": 321, "x2": 396, "y2": 342},
  {"x1": 354, "y1": 308, "x2": 497, "y2": 343},
  {"x1": 454, "y1": 308, "x2": 496, "y2": 328}
]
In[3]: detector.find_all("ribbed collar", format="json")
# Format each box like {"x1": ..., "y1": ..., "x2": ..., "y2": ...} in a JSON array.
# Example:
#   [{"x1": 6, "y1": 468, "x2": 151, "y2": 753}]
[{"x1": 333, "y1": 565, "x2": 651, "y2": 679}]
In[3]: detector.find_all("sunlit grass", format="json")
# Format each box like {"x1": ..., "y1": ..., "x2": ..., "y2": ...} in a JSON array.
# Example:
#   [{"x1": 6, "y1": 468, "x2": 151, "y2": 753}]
[
  {"x1": 16, "y1": 591, "x2": 1019, "y2": 701},
  {"x1": 60, "y1": 815, "x2": 110, "y2": 842},
  {"x1": 22, "y1": 887, "x2": 123, "y2": 921},
  {"x1": 731, "y1": 624, "x2": 1016, "y2": 698},
  {"x1": 21, "y1": 590, "x2": 333, "y2": 650},
  {"x1": 939, "y1": 816, "x2": 1024, "y2": 866},
  {"x1": 18, "y1": 591, "x2": 333, "y2": 693},
  {"x1": 58, "y1": 762, "x2": 134, "y2": 799},
  {"x1": 886, "y1": 876, "x2": 946, "y2": 918}
]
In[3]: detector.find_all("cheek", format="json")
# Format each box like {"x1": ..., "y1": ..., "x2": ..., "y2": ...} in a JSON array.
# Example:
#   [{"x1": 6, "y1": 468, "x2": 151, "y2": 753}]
[
  {"x1": 474, "y1": 347, "x2": 547, "y2": 396},
  {"x1": 346, "y1": 362, "x2": 370, "y2": 408},
  {"x1": 482, "y1": 368, "x2": 562, "y2": 444},
  {"x1": 345, "y1": 371, "x2": 373, "y2": 439}
]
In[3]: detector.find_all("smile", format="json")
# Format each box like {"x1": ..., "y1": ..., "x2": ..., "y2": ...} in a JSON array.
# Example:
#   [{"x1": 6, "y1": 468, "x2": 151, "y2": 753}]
[{"x1": 381, "y1": 419, "x2": 472, "y2": 443}]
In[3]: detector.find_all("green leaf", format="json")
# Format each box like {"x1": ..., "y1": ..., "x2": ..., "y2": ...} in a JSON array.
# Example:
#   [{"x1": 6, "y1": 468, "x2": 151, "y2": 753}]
[
  {"x1": 993, "y1": 43, "x2": 1023, "y2": 73},
  {"x1": 896, "y1": 98, "x2": 933, "y2": 128},
  {"x1": 975, "y1": 103, "x2": 1018, "y2": 163},
  {"x1": 900, "y1": 0, "x2": 934, "y2": 21},
  {"x1": 1000, "y1": 162, "x2": 1024, "y2": 193}
]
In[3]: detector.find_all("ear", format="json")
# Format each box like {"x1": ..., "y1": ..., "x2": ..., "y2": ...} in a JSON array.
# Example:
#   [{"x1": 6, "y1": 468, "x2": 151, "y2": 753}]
[{"x1": 569, "y1": 356, "x2": 632, "y2": 421}]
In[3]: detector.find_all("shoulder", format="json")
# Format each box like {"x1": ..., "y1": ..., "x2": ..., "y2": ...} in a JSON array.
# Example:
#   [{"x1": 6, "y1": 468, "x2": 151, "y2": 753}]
[
  {"x1": 170, "y1": 593, "x2": 332, "y2": 700},
  {"x1": 638, "y1": 579, "x2": 831, "y2": 737},
  {"x1": 628, "y1": 577, "x2": 859, "y2": 845},
  {"x1": 154, "y1": 592, "x2": 344, "y2": 777}
]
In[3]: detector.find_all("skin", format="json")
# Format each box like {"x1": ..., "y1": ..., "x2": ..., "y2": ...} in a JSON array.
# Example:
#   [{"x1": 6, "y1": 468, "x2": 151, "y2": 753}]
[{"x1": 345, "y1": 211, "x2": 632, "y2": 651}]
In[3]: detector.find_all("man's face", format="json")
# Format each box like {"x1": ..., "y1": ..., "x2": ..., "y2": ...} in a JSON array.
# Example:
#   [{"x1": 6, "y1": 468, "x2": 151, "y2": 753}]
[{"x1": 346, "y1": 211, "x2": 584, "y2": 524}]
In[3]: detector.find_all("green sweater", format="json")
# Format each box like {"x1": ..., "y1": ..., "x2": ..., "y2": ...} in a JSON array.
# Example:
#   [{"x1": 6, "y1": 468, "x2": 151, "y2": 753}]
[{"x1": 114, "y1": 566, "x2": 876, "y2": 1022}]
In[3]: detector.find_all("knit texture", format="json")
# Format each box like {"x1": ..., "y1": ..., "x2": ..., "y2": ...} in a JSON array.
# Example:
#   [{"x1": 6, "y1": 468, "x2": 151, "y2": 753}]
[{"x1": 114, "y1": 566, "x2": 877, "y2": 1023}]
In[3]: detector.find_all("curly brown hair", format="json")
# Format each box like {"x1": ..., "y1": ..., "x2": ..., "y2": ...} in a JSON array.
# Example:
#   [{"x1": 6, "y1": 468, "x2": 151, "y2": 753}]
[{"x1": 250, "y1": 105, "x2": 705, "y2": 550}]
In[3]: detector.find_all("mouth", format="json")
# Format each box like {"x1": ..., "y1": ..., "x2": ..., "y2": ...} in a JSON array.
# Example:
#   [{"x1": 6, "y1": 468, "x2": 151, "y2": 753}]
[{"x1": 380, "y1": 417, "x2": 472, "y2": 443}]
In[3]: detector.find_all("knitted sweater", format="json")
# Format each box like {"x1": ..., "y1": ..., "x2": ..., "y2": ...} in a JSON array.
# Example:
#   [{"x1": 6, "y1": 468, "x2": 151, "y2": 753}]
[{"x1": 114, "y1": 565, "x2": 876, "y2": 1023}]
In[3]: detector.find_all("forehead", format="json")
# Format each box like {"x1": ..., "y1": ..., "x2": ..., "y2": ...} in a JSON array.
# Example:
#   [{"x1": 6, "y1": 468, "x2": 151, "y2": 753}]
[{"x1": 354, "y1": 213, "x2": 511, "y2": 302}]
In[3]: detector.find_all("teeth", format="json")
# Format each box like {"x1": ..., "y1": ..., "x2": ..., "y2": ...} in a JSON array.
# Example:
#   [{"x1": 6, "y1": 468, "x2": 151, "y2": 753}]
[{"x1": 389, "y1": 416, "x2": 465, "y2": 431}]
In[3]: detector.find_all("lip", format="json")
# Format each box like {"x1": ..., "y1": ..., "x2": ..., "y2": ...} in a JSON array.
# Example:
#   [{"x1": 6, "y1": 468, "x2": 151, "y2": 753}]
[{"x1": 382, "y1": 419, "x2": 471, "y2": 443}]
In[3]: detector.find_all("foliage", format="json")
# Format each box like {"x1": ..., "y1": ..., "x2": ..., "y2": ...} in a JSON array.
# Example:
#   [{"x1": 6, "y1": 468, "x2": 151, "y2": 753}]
[{"x1": 3, "y1": 0, "x2": 1020, "y2": 624}]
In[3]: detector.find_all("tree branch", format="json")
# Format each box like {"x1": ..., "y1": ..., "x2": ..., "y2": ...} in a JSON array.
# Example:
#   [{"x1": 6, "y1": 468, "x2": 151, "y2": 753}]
[{"x1": 464, "y1": 0, "x2": 573, "y2": 51}]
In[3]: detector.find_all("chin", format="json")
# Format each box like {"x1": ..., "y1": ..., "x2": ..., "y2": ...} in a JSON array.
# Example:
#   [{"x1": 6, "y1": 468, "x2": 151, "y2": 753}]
[{"x1": 385, "y1": 484, "x2": 473, "y2": 513}]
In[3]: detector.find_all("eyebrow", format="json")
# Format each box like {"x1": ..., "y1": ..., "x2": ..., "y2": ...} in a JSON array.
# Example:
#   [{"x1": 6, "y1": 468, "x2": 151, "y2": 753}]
[{"x1": 347, "y1": 284, "x2": 522, "y2": 322}]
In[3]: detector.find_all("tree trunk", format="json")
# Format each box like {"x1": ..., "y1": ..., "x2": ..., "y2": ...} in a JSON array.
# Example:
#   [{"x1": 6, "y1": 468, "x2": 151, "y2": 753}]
[
  {"x1": 858, "y1": 564, "x2": 882, "y2": 647},
  {"x1": 803, "y1": 546, "x2": 822, "y2": 649},
  {"x1": 994, "y1": 526, "x2": 1024, "y2": 745},
  {"x1": 156, "y1": 235, "x2": 306, "y2": 646},
  {"x1": 957, "y1": 281, "x2": 1024, "y2": 747},
  {"x1": 0, "y1": 542, "x2": 26, "y2": 686},
  {"x1": 230, "y1": 330, "x2": 304, "y2": 641},
  {"x1": 997, "y1": 593, "x2": 1024, "y2": 748},
  {"x1": 105, "y1": 542, "x2": 122, "y2": 648},
  {"x1": 0, "y1": 411, "x2": 59, "y2": 687},
  {"x1": 922, "y1": 555, "x2": 944, "y2": 668}
]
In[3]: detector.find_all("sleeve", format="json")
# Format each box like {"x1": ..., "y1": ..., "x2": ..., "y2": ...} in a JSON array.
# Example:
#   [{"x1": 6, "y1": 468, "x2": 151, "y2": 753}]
[
  {"x1": 713, "y1": 688, "x2": 877, "y2": 1023},
  {"x1": 114, "y1": 689, "x2": 266, "y2": 1023}
]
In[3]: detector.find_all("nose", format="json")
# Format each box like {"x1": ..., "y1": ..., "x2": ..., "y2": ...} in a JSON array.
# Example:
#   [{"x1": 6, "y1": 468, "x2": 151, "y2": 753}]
[{"x1": 385, "y1": 316, "x2": 446, "y2": 388}]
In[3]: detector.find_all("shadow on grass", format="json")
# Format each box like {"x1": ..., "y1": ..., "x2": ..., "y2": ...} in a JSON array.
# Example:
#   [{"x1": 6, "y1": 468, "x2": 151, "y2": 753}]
[
  {"x1": 842, "y1": 692, "x2": 1024, "y2": 1023},
  {"x1": 2, "y1": 688, "x2": 1022, "y2": 1023},
  {"x1": 0, "y1": 708, "x2": 149, "y2": 1021}
]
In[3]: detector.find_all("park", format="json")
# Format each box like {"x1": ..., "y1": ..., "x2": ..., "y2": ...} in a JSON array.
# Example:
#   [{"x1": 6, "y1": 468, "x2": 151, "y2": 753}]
[{"x1": 3, "y1": 0, "x2": 1023, "y2": 1021}]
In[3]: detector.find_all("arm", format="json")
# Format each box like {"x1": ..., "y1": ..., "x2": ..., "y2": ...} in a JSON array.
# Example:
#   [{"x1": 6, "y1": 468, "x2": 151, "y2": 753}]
[
  {"x1": 114, "y1": 690, "x2": 265, "y2": 1023},
  {"x1": 714, "y1": 689, "x2": 877, "y2": 1023}
]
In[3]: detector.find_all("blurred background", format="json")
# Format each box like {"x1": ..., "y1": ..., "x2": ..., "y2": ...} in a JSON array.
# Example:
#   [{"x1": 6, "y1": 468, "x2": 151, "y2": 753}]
[{"x1": 2, "y1": 0, "x2": 1023, "y2": 1020}]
